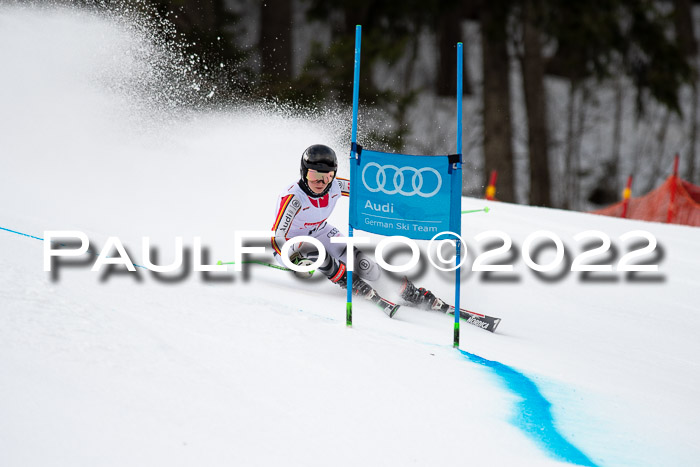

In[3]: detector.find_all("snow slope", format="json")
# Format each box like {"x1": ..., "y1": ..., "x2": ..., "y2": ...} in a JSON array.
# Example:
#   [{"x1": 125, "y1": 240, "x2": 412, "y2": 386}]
[{"x1": 1, "y1": 5, "x2": 699, "y2": 467}]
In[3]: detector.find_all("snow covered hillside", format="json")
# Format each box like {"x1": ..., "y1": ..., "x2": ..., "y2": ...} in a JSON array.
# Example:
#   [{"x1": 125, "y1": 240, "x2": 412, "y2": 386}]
[{"x1": 1, "y1": 5, "x2": 699, "y2": 467}]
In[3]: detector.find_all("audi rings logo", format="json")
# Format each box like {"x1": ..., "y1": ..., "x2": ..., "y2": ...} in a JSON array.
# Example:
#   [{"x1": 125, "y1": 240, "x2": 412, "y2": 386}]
[{"x1": 361, "y1": 163, "x2": 442, "y2": 198}]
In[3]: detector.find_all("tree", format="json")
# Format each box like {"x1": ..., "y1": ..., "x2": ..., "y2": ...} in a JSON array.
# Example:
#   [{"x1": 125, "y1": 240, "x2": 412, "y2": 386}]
[
  {"x1": 480, "y1": 0, "x2": 516, "y2": 203},
  {"x1": 260, "y1": 0, "x2": 293, "y2": 95},
  {"x1": 435, "y1": 1, "x2": 472, "y2": 97},
  {"x1": 300, "y1": 0, "x2": 443, "y2": 150},
  {"x1": 672, "y1": 0, "x2": 698, "y2": 182},
  {"x1": 519, "y1": 0, "x2": 551, "y2": 206}
]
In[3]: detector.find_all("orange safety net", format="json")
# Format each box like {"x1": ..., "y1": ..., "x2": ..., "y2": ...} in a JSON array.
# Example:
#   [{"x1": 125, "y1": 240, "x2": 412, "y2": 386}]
[{"x1": 592, "y1": 176, "x2": 700, "y2": 227}]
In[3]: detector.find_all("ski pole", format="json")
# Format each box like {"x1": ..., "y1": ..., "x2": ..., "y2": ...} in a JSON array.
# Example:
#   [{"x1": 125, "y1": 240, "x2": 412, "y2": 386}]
[
  {"x1": 461, "y1": 207, "x2": 490, "y2": 214},
  {"x1": 216, "y1": 260, "x2": 292, "y2": 272}
]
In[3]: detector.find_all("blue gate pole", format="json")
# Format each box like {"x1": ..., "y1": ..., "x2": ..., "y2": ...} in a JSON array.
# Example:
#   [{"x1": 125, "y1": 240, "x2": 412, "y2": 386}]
[
  {"x1": 454, "y1": 42, "x2": 463, "y2": 348},
  {"x1": 348, "y1": 25, "x2": 362, "y2": 327}
]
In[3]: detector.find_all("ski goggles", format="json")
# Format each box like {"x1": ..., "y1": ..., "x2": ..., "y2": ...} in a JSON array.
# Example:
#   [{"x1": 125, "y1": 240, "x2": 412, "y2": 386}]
[{"x1": 306, "y1": 169, "x2": 335, "y2": 184}]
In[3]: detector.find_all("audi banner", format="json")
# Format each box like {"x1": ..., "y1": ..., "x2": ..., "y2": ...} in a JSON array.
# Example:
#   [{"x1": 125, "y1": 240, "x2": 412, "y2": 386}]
[{"x1": 349, "y1": 149, "x2": 462, "y2": 240}]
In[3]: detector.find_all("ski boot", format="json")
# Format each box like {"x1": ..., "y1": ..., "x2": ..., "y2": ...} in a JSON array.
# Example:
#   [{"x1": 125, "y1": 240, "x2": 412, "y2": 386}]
[
  {"x1": 399, "y1": 276, "x2": 449, "y2": 312},
  {"x1": 326, "y1": 259, "x2": 398, "y2": 317},
  {"x1": 325, "y1": 258, "x2": 375, "y2": 299}
]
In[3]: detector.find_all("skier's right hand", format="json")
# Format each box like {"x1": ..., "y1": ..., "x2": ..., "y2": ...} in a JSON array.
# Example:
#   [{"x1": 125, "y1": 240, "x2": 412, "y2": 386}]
[{"x1": 290, "y1": 252, "x2": 315, "y2": 280}]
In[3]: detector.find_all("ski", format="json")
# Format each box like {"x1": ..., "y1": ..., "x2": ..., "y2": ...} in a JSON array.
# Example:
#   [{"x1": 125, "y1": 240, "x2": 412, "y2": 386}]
[
  {"x1": 400, "y1": 276, "x2": 501, "y2": 332},
  {"x1": 217, "y1": 259, "x2": 294, "y2": 272},
  {"x1": 363, "y1": 288, "x2": 400, "y2": 318}
]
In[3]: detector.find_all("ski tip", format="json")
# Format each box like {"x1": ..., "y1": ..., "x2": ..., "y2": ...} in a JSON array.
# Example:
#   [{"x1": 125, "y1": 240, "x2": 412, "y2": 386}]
[{"x1": 216, "y1": 260, "x2": 223, "y2": 265}]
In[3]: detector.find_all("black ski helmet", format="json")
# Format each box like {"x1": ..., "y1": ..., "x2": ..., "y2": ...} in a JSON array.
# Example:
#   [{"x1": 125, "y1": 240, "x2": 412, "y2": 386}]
[{"x1": 300, "y1": 144, "x2": 338, "y2": 196}]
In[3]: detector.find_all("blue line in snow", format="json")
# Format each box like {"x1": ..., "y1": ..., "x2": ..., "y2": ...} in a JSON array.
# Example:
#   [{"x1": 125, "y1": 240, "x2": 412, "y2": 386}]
[
  {"x1": 0, "y1": 226, "x2": 44, "y2": 241},
  {"x1": 458, "y1": 349, "x2": 598, "y2": 466},
  {"x1": 1, "y1": 225, "x2": 148, "y2": 269}
]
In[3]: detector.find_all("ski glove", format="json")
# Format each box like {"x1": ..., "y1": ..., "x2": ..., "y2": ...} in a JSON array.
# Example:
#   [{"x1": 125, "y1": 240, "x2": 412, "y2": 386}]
[{"x1": 289, "y1": 252, "x2": 315, "y2": 279}]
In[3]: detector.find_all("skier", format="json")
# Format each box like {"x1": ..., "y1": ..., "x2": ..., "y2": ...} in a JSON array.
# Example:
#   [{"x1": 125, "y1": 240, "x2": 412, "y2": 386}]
[
  {"x1": 269, "y1": 144, "x2": 500, "y2": 330},
  {"x1": 270, "y1": 144, "x2": 380, "y2": 299}
]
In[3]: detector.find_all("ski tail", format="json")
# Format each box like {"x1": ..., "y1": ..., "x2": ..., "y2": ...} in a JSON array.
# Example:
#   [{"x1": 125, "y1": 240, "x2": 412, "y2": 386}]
[
  {"x1": 363, "y1": 288, "x2": 400, "y2": 318},
  {"x1": 354, "y1": 284, "x2": 400, "y2": 318},
  {"x1": 376, "y1": 296, "x2": 400, "y2": 318}
]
